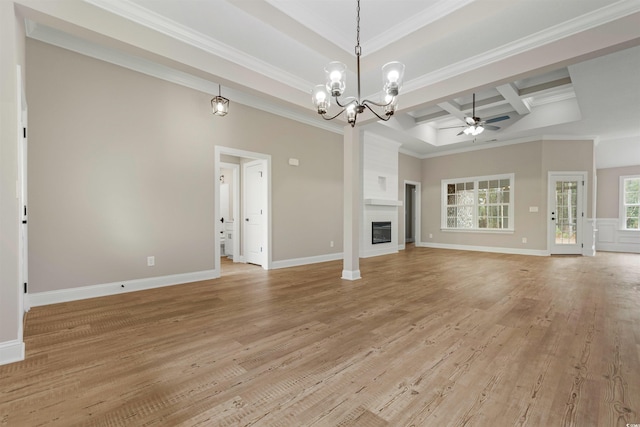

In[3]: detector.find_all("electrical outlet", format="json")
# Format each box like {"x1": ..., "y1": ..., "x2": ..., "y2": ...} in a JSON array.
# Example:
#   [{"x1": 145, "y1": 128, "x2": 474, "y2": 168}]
[
  {"x1": 522, "y1": 237, "x2": 527, "y2": 244},
  {"x1": 147, "y1": 256, "x2": 155, "y2": 266},
  {"x1": 330, "y1": 241, "x2": 334, "y2": 247},
  {"x1": 429, "y1": 233, "x2": 433, "y2": 239}
]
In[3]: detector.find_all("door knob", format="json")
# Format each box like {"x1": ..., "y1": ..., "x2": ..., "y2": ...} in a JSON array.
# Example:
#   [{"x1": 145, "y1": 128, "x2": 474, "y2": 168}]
[{"x1": 245, "y1": 218, "x2": 249, "y2": 222}]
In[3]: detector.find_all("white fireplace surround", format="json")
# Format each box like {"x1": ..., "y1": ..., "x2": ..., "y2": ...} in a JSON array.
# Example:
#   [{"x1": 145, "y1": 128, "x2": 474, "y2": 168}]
[
  {"x1": 361, "y1": 133, "x2": 402, "y2": 258},
  {"x1": 362, "y1": 205, "x2": 401, "y2": 257}
]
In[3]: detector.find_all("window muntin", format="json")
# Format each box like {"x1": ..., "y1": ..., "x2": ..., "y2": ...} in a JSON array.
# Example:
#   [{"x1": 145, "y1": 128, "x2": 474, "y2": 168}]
[
  {"x1": 442, "y1": 174, "x2": 514, "y2": 231},
  {"x1": 621, "y1": 176, "x2": 640, "y2": 230},
  {"x1": 446, "y1": 181, "x2": 474, "y2": 229}
]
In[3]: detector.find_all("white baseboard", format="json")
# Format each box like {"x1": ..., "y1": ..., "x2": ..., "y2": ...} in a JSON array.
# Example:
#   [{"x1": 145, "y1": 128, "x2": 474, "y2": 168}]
[
  {"x1": 29, "y1": 269, "x2": 218, "y2": 307},
  {"x1": 596, "y1": 242, "x2": 640, "y2": 253},
  {"x1": 360, "y1": 247, "x2": 399, "y2": 258},
  {"x1": 341, "y1": 269, "x2": 361, "y2": 280},
  {"x1": 0, "y1": 339, "x2": 25, "y2": 366},
  {"x1": 416, "y1": 241, "x2": 549, "y2": 256},
  {"x1": 271, "y1": 253, "x2": 343, "y2": 270}
]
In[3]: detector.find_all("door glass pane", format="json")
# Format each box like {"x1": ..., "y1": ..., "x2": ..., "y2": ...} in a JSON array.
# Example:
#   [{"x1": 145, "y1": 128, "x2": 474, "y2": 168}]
[{"x1": 555, "y1": 180, "x2": 578, "y2": 245}]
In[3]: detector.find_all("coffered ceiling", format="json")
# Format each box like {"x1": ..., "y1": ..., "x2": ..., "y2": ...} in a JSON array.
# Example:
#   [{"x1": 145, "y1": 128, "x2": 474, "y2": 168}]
[{"x1": 16, "y1": 0, "x2": 640, "y2": 165}]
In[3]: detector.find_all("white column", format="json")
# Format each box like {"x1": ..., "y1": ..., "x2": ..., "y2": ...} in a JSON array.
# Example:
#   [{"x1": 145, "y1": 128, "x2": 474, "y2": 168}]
[
  {"x1": 0, "y1": 1, "x2": 26, "y2": 365},
  {"x1": 342, "y1": 125, "x2": 361, "y2": 280}
]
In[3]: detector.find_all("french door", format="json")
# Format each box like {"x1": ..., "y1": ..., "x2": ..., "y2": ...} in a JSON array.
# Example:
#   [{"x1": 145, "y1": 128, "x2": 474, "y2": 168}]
[{"x1": 548, "y1": 173, "x2": 586, "y2": 255}]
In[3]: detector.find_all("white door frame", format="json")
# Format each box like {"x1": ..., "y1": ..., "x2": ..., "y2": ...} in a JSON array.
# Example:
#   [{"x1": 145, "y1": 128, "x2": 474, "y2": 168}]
[
  {"x1": 214, "y1": 146, "x2": 271, "y2": 276},
  {"x1": 404, "y1": 180, "x2": 422, "y2": 247},
  {"x1": 547, "y1": 171, "x2": 587, "y2": 255}
]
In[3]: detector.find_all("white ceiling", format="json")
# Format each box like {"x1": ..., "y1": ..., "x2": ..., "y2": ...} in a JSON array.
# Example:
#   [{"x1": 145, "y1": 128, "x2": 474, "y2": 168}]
[{"x1": 17, "y1": 0, "x2": 640, "y2": 166}]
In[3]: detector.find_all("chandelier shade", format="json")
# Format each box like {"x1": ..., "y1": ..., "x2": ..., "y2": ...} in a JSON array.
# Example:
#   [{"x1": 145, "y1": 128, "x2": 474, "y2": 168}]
[
  {"x1": 325, "y1": 62, "x2": 347, "y2": 97},
  {"x1": 312, "y1": 0, "x2": 405, "y2": 127},
  {"x1": 312, "y1": 84, "x2": 330, "y2": 114},
  {"x1": 382, "y1": 62, "x2": 405, "y2": 97}
]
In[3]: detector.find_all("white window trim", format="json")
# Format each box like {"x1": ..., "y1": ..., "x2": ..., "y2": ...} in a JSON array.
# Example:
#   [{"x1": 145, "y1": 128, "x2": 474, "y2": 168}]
[
  {"x1": 441, "y1": 173, "x2": 515, "y2": 232},
  {"x1": 619, "y1": 174, "x2": 640, "y2": 231}
]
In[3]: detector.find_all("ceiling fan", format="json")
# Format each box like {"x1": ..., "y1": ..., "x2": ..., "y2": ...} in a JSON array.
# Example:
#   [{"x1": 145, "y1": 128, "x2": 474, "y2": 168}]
[{"x1": 441, "y1": 93, "x2": 510, "y2": 136}]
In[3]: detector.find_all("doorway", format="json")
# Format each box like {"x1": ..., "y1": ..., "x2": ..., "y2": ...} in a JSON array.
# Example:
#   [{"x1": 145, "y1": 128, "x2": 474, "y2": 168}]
[
  {"x1": 404, "y1": 181, "x2": 421, "y2": 247},
  {"x1": 214, "y1": 147, "x2": 271, "y2": 275},
  {"x1": 219, "y1": 162, "x2": 239, "y2": 262},
  {"x1": 548, "y1": 172, "x2": 586, "y2": 255}
]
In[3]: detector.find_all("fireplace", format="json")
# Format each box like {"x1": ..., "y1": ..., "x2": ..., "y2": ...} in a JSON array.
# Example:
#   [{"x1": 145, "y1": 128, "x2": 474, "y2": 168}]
[{"x1": 372, "y1": 221, "x2": 392, "y2": 244}]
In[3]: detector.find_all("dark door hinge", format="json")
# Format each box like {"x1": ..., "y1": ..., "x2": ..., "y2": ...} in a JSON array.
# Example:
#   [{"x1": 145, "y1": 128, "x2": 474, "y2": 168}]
[
  {"x1": 24, "y1": 283, "x2": 27, "y2": 293},
  {"x1": 23, "y1": 127, "x2": 26, "y2": 138}
]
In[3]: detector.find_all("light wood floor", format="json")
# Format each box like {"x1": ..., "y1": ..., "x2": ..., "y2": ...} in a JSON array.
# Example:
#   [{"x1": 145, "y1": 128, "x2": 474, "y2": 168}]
[{"x1": 1, "y1": 247, "x2": 639, "y2": 426}]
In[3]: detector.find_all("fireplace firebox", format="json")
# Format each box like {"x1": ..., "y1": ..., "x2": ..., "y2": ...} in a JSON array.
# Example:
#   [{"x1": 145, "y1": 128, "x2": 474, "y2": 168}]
[{"x1": 372, "y1": 221, "x2": 392, "y2": 244}]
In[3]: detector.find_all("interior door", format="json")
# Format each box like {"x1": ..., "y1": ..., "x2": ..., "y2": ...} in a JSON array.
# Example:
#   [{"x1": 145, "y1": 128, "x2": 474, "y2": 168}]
[
  {"x1": 18, "y1": 65, "x2": 29, "y2": 312},
  {"x1": 243, "y1": 160, "x2": 265, "y2": 266},
  {"x1": 549, "y1": 174, "x2": 585, "y2": 255}
]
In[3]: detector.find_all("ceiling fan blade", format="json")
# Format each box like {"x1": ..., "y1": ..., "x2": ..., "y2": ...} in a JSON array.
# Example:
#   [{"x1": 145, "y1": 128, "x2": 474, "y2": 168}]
[
  {"x1": 439, "y1": 125, "x2": 465, "y2": 130},
  {"x1": 485, "y1": 115, "x2": 510, "y2": 124},
  {"x1": 484, "y1": 125, "x2": 500, "y2": 131},
  {"x1": 457, "y1": 130, "x2": 466, "y2": 136}
]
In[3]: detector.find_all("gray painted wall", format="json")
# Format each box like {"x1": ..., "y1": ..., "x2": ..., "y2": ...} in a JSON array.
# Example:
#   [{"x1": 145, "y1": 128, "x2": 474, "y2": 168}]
[
  {"x1": 420, "y1": 140, "x2": 595, "y2": 251},
  {"x1": 597, "y1": 165, "x2": 640, "y2": 218},
  {"x1": 26, "y1": 39, "x2": 343, "y2": 293}
]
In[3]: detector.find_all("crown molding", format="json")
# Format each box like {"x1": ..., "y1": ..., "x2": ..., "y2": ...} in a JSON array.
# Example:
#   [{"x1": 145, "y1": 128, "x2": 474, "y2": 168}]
[
  {"x1": 26, "y1": 22, "x2": 343, "y2": 135},
  {"x1": 83, "y1": 0, "x2": 314, "y2": 93},
  {"x1": 403, "y1": 0, "x2": 640, "y2": 93},
  {"x1": 267, "y1": 0, "x2": 474, "y2": 55},
  {"x1": 416, "y1": 134, "x2": 598, "y2": 160},
  {"x1": 364, "y1": 0, "x2": 474, "y2": 54},
  {"x1": 265, "y1": 0, "x2": 352, "y2": 54}
]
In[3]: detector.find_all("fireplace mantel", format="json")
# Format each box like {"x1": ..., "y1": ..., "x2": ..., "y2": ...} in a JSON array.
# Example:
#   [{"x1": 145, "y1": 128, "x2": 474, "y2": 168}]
[{"x1": 364, "y1": 199, "x2": 403, "y2": 207}]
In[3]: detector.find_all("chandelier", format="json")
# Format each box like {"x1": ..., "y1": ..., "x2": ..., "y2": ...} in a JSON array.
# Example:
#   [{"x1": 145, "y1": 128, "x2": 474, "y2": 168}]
[
  {"x1": 311, "y1": 0, "x2": 405, "y2": 127},
  {"x1": 211, "y1": 84, "x2": 229, "y2": 116}
]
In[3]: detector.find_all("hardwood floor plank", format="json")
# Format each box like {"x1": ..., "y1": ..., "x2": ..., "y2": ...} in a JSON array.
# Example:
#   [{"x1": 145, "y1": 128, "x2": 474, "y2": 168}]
[{"x1": 1, "y1": 248, "x2": 639, "y2": 426}]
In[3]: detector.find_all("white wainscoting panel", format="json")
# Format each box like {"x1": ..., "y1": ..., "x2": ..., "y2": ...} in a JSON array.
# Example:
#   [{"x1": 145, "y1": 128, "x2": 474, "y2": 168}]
[{"x1": 596, "y1": 218, "x2": 640, "y2": 253}]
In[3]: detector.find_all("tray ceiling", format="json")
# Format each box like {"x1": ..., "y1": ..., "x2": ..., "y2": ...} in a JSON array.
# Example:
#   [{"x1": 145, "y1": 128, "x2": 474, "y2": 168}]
[{"x1": 17, "y1": 0, "x2": 640, "y2": 163}]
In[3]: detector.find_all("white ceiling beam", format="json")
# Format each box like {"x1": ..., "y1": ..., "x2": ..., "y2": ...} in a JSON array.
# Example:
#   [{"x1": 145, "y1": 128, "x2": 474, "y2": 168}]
[
  {"x1": 497, "y1": 83, "x2": 531, "y2": 115},
  {"x1": 437, "y1": 101, "x2": 466, "y2": 121}
]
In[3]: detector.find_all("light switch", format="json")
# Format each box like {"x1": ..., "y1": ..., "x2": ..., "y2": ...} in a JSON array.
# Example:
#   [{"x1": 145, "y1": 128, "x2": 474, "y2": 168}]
[{"x1": 529, "y1": 206, "x2": 539, "y2": 212}]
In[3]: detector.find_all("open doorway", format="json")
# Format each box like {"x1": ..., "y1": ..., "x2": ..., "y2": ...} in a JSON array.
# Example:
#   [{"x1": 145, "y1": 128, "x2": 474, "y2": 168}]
[
  {"x1": 219, "y1": 162, "x2": 239, "y2": 262},
  {"x1": 404, "y1": 180, "x2": 421, "y2": 247},
  {"x1": 214, "y1": 147, "x2": 271, "y2": 276}
]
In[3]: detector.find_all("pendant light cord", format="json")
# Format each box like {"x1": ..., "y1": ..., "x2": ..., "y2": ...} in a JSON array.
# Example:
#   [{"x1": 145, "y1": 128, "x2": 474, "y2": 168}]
[
  {"x1": 356, "y1": 0, "x2": 361, "y2": 55},
  {"x1": 355, "y1": 0, "x2": 361, "y2": 103}
]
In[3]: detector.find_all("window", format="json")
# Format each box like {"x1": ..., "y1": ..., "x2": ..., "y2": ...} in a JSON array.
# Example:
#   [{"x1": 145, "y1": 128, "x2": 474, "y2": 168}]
[
  {"x1": 442, "y1": 173, "x2": 514, "y2": 231},
  {"x1": 621, "y1": 175, "x2": 640, "y2": 230}
]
